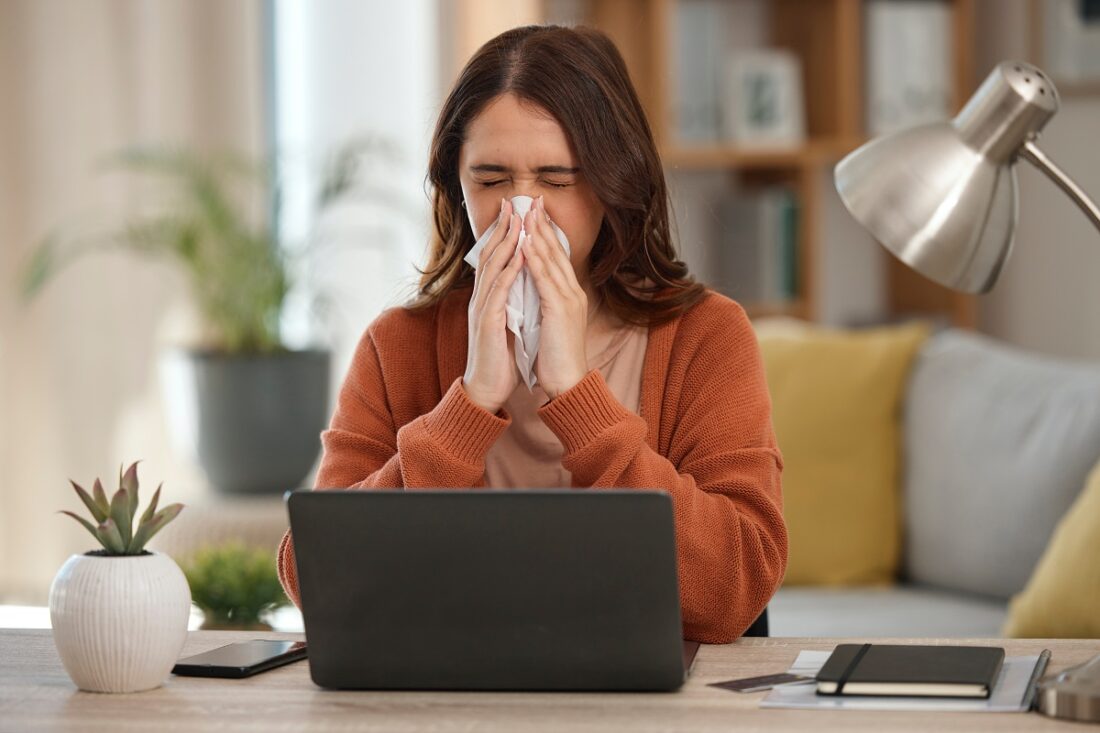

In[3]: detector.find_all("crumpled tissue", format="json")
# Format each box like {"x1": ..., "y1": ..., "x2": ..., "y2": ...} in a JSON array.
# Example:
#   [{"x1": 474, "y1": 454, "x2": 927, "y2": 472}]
[{"x1": 463, "y1": 194, "x2": 570, "y2": 390}]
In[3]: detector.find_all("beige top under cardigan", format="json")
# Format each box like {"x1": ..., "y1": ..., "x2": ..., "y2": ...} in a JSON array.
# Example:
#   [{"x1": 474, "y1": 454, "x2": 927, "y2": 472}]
[{"x1": 483, "y1": 323, "x2": 649, "y2": 488}]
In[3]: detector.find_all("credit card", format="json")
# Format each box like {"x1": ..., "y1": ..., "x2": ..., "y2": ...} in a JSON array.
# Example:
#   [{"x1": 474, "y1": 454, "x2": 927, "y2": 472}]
[{"x1": 708, "y1": 672, "x2": 814, "y2": 693}]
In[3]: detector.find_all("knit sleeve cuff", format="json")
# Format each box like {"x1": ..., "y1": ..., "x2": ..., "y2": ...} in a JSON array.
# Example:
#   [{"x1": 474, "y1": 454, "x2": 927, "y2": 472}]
[
  {"x1": 537, "y1": 369, "x2": 635, "y2": 455},
  {"x1": 276, "y1": 528, "x2": 300, "y2": 609},
  {"x1": 418, "y1": 376, "x2": 511, "y2": 466}
]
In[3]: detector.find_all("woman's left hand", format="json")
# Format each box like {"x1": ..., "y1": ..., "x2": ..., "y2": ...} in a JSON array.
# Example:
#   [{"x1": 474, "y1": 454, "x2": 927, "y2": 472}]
[{"x1": 523, "y1": 195, "x2": 589, "y2": 399}]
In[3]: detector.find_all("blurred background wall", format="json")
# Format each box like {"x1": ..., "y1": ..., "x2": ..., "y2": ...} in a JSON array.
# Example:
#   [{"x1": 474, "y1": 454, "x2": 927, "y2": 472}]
[
  {"x1": 269, "y1": 0, "x2": 437, "y2": 379},
  {"x1": 0, "y1": 0, "x2": 263, "y2": 601},
  {"x1": 1, "y1": 0, "x2": 1098, "y2": 604}
]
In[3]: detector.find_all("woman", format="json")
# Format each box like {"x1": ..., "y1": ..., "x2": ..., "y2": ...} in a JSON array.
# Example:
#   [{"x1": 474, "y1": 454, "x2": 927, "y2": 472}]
[{"x1": 277, "y1": 24, "x2": 786, "y2": 644}]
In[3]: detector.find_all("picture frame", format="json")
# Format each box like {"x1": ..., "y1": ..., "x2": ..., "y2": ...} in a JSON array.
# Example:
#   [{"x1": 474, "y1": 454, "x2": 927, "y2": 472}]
[
  {"x1": 1030, "y1": 0, "x2": 1100, "y2": 94},
  {"x1": 722, "y1": 49, "x2": 806, "y2": 149}
]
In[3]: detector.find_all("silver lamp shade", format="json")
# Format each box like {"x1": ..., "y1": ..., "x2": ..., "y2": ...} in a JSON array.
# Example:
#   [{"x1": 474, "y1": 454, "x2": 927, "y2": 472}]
[{"x1": 834, "y1": 61, "x2": 1060, "y2": 293}]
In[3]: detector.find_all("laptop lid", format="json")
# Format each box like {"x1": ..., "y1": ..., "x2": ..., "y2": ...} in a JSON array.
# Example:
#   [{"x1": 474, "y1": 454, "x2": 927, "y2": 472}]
[{"x1": 287, "y1": 489, "x2": 687, "y2": 691}]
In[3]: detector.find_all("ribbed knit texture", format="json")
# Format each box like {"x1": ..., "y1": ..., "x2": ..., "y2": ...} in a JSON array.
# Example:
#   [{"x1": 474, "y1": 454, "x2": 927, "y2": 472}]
[{"x1": 278, "y1": 287, "x2": 787, "y2": 643}]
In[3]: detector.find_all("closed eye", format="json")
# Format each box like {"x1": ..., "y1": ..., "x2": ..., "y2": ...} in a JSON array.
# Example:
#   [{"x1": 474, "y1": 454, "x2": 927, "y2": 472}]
[{"x1": 479, "y1": 180, "x2": 573, "y2": 189}]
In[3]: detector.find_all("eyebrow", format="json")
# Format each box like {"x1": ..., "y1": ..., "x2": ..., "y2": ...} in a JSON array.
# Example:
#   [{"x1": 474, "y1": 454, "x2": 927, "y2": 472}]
[{"x1": 469, "y1": 164, "x2": 581, "y2": 174}]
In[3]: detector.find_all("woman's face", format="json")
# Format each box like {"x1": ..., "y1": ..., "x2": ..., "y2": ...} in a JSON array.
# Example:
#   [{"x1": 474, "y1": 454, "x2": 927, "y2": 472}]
[{"x1": 458, "y1": 93, "x2": 605, "y2": 281}]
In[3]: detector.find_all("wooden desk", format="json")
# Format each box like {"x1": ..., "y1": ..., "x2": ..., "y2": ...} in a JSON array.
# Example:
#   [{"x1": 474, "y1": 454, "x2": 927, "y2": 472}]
[{"x1": 2, "y1": 630, "x2": 1096, "y2": 731}]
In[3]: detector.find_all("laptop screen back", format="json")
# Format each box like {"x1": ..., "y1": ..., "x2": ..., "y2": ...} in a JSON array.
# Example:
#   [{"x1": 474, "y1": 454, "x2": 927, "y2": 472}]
[{"x1": 287, "y1": 489, "x2": 686, "y2": 691}]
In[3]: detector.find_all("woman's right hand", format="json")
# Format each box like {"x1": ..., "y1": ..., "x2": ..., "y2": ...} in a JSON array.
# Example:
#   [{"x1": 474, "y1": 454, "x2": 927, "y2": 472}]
[{"x1": 462, "y1": 198, "x2": 526, "y2": 414}]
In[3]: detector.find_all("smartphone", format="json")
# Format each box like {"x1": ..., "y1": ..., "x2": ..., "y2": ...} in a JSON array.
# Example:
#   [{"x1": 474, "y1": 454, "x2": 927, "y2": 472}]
[{"x1": 172, "y1": 639, "x2": 307, "y2": 679}]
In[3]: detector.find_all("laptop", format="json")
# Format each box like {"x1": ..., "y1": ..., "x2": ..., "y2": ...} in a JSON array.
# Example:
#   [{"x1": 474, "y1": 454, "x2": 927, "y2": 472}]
[{"x1": 286, "y1": 488, "x2": 697, "y2": 691}]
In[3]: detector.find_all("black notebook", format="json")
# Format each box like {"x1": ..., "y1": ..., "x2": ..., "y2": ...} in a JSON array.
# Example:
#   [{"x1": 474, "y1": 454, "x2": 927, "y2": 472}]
[{"x1": 816, "y1": 644, "x2": 1005, "y2": 698}]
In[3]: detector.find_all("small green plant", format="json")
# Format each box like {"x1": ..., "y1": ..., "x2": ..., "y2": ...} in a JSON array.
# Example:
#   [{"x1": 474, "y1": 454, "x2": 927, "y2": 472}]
[
  {"x1": 184, "y1": 543, "x2": 290, "y2": 629},
  {"x1": 60, "y1": 461, "x2": 184, "y2": 555}
]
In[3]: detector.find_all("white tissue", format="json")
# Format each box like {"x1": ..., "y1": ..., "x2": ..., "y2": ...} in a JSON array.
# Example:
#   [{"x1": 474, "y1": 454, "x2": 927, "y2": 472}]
[{"x1": 463, "y1": 195, "x2": 571, "y2": 390}]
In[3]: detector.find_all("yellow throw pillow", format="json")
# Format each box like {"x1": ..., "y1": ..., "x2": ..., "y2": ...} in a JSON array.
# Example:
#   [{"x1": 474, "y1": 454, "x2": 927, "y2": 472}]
[
  {"x1": 756, "y1": 320, "x2": 930, "y2": 586},
  {"x1": 1004, "y1": 460, "x2": 1100, "y2": 638}
]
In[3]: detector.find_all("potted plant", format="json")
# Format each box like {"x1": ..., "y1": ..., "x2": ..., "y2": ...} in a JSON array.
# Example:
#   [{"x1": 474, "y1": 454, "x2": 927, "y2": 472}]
[
  {"x1": 21, "y1": 148, "x2": 330, "y2": 494},
  {"x1": 50, "y1": 461, "x2": 189, "y2": 693},
  {"x1": 183, "y1": 542, "x2": 291, "y2": 631}
]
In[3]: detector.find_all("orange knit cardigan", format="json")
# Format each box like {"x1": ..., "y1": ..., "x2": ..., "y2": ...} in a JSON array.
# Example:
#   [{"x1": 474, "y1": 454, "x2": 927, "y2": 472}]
[{"x1": 277, "y1": 287, "x2": 787, "y2": 643}]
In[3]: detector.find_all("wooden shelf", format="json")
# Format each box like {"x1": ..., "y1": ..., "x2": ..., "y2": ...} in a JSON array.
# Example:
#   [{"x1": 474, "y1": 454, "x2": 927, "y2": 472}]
[
  {"x1": 662, "y1": 138, "x2": 862, "y2": 171},
  {"x1": 743, "y1": 300, "x2": 809, "y2": 321}
]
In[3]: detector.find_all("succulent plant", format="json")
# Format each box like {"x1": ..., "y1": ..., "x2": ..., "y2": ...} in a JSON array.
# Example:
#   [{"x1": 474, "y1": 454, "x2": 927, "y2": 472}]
[{"x1": 60, "y1": 461, "x2": 184, "y2": 555}]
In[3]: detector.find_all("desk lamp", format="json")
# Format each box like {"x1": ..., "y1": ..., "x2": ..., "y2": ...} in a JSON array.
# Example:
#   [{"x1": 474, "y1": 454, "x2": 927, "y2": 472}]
[{"x1": 834, "y1": 60, "x2": 1100, "y2": 724}]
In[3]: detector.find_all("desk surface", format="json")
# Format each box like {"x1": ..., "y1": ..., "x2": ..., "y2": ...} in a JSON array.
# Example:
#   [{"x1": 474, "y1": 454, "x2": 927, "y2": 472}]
[{"x1": 2, "y1": 629, "x2": 1096, "y2": 731}]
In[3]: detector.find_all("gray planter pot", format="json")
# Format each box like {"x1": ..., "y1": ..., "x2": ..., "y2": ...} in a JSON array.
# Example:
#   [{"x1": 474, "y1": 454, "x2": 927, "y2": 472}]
[{"x1": 166, "y1": 349, "x2": 331, "y2": 495}]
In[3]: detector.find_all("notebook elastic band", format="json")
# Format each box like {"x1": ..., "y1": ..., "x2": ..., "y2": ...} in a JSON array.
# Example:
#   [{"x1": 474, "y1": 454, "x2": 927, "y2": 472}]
[{"x1": 835, "y1": 643, "x2": 873, "y2": 694}]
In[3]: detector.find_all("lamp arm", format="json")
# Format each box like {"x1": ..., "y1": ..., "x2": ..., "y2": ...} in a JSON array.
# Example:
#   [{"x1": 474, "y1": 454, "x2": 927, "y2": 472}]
[{"x1": 1020, "y1": 140, "x2": 1100, "y2": 234}]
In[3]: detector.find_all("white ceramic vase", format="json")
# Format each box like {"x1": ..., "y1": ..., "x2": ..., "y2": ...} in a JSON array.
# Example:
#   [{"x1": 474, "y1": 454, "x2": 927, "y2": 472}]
[{"x1": 49, "y1": 551, "x2": 191, "y2": 693}]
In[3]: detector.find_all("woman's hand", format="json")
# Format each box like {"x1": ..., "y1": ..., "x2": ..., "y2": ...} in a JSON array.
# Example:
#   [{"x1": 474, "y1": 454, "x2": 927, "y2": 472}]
[
  {"x1": 523, "y1": 195, "x2": 589, "y2": 399},
  {"x1": 463, "y1": 199, "x2": 526, "y2": 413}
]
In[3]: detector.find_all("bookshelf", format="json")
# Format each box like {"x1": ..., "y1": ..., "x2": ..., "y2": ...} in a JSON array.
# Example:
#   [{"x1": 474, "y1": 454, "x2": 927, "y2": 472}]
[{"x1": 450, "y1": 0, "x2": 978, "y2": 327}]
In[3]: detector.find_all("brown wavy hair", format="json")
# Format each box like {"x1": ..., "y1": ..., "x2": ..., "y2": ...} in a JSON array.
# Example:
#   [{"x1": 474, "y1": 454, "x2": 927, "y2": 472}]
[{"x1": 411, "y1": 24, "x2": 705, "y2": 327}]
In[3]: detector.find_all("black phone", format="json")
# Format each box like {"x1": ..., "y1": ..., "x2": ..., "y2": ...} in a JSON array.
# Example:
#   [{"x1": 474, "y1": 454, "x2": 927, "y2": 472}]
[{"x1": 172, "y1": 639, "x2": 307, "y2": 678}]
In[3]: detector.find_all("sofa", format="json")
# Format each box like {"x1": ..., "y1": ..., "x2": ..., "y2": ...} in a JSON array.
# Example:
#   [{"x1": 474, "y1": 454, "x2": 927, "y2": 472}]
[{"x1": 757, "y1": 324, "x2": 1100, "y2": 638}]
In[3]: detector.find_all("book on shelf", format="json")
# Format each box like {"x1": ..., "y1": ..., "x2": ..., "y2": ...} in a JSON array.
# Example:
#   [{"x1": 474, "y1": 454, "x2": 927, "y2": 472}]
[
  {"x1": 672, "y1": 0, "x2": 726, "y2": 142},
  {"x1": 816, "y1": 644, "x2": 1006, "y2": 699},
  {"x1": 716, "y1": 187, "x2": 799, "y2": 308},
  {"x1": 865, "y1": 0, "x2": 952, "y2": 136},
  {"x1": 672, "y1": 0, "x2": 792, "y2": 147}
]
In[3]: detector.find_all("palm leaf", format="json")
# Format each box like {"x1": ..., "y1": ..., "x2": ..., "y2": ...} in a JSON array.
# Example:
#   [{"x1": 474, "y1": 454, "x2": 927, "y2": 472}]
[{"x1": 19, "y1": 142, "x2": 404, "y2": 355}]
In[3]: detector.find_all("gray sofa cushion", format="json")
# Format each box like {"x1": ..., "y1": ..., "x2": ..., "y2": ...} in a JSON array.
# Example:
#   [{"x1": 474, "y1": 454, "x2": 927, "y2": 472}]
[
  {"x1": 769, "y1": 586, "x2": 1007, "y2": 638},
  {"x1": 903, "y1": 330, "x2": 1100, "y2": 599}
]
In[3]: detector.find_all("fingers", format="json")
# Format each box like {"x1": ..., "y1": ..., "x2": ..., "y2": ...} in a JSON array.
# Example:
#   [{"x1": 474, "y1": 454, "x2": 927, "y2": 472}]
[
  {"x1": 477, "y1": 199, "x2": 512, "y2": 267},
  {"x1": 470, "y1": 199, "x2": 510, "y2": 307},
  {"x1": 473, "y1": 212, "x2": 522, "y2": 314},
  {"x1": 485, "y1": 235, "x2": 525, "y2": 316},
  {"x1": 523, "y1": 198, "x2": 583, "y2": 302}
]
